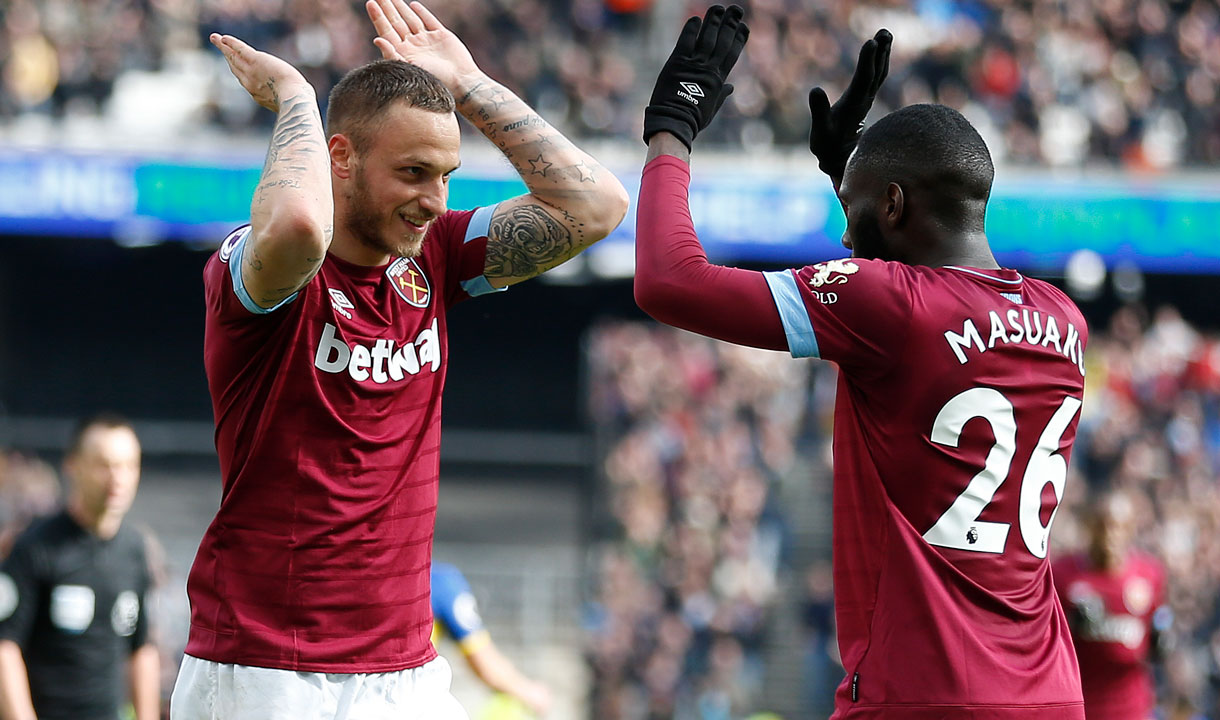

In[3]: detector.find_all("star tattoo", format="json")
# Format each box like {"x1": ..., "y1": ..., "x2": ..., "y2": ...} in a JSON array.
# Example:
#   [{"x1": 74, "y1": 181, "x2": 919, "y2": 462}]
[{"x1": 528, "y1": 154, "x2": 553, "y2": 176}]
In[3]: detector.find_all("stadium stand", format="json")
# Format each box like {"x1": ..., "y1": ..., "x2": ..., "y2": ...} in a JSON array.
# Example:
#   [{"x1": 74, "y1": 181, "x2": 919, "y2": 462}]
[
  {"x1": 585, "y1": 323, "x2": 807, "y2": 719},
  {"x1": 2, "y1": 0, "x2": 1218, "y2": 165},
  {"x1": 1058, "y1": 305, "x2": 1220, "y2": 717}
]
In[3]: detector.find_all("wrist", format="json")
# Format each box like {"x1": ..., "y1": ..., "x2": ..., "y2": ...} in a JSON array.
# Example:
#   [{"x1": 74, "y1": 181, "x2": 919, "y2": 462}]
[
  {"x1": 450, "y1": 69, "x2": 491, "y2": 107},
  {"x1": 273, "y1": 80, "x2": 316, "y2": 106},
  {"x1": 646, "y1": 132, "x2": 691, "y2": 163}
]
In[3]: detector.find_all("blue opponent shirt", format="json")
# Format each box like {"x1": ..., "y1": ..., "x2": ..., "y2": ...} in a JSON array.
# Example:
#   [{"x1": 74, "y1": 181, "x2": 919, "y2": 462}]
[{"x1": 431, "y1": 562, "x2": 489, "y2": 653}]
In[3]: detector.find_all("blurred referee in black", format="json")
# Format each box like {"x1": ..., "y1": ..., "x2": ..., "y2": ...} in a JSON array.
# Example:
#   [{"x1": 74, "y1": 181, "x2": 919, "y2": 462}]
[{"x1": 0, "y1": 415, "x2": 159, "y2": 720}]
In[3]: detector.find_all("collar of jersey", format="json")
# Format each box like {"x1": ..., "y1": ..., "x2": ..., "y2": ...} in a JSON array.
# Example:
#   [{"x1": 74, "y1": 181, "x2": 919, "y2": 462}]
[
  {"x1": 943, "y1": 265, "x2": 1024, "y2": 286},
  {"x1": 325, "y1": 251, "x2": 397, "y2": 279}
]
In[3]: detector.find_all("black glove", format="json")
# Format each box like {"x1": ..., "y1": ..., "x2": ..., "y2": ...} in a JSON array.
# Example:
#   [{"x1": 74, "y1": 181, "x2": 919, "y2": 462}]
[
  {"x1": 808, "y1": 29, "x2": 892, "y2": 180},
  {"x1": 643, "y1": 4, "x2": 749, "y2": 150}
]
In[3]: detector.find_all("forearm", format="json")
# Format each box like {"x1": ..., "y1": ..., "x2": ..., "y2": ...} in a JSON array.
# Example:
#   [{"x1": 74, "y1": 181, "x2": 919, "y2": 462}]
[
  {"x1": 243, "y1": 86, "x2": 333, "y2": 305},
  {"x1": 470, "y1": 645, "x2": 526, "y2": 694},
  {"x1": 0, "y1": 641, "x2": 36, "y2": 720},
  {"x1": 251, "y1": 85, "x2": 331, "y2": 233},
  {"x1": 249, "y1": 87, "x2": 333, "y2": 262},
  {"x1": 128, "y1": 644, "x2": 160, "y2": 720},
  {"x1": 634, "y1": 141, "x2": 787, "y2": 351},
  {"x1": 455, "y1": 74, "x2": 627, "y2": 237},
  {"x1": 467, "y1": 645, "x2": 549, "y2": 713}
]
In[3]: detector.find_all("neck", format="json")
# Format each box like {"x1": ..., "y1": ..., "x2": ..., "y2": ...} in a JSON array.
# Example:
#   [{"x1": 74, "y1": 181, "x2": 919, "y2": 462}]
[
  {"x1": 326, "y1": 228, "x2": 392, "y2": 267},
  {"x1": 915, "y1": 230, "x2": 999, "y2": 270},
  {"x1": 1089, "y1": 547, "x2": 1126, "y2": 574},
  {"x1": 66, "y1": 497, "x2": 121, "y2": 539}
]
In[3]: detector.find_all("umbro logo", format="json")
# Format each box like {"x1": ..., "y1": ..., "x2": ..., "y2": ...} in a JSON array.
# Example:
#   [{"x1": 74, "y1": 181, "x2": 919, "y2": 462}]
[
  {"x1": 328, "y1": 288, "x2": 355, "y2": 319},
  {"x1": 679, "y1": 82, "x2": 704, "y2": 97},
  {"x1": 677, "y1": 82, "x2": 704, "y2": 105}
]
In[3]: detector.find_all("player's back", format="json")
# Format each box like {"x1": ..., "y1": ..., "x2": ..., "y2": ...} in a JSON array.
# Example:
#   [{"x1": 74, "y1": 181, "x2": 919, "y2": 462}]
[{"x1": 786, "y1": 261, "x2": 1087, "y2": 718}]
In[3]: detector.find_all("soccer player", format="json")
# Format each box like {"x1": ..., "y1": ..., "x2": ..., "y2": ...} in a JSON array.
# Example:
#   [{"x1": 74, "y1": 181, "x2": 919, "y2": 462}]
[
  {"x1": 1054, "y1": 490, "x2": 1168, "y2": 720},
  {"x1": 169, "y1": 0, "x2": 628, "y2": 717},
  {"x1": 634, "y1": 6, "x2": 1087, "y2": 718},
  {"x1": 431, "y1": 562, "x2": 552, "y2": 717},
  {"x1": 0, "y1": 415, "x2": 159, "y2": 720}
]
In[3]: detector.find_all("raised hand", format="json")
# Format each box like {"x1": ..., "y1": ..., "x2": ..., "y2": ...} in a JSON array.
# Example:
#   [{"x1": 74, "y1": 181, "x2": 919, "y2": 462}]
[
  {"x1": 364, "y1": 0, "x2": 480, "y2": 92},
  {"x1": 209, "y1": 34, "x2": 314, "y2": 111},
  {"x1": 643, "y1": 4, "x2": 749, "y2": 151},
  {"x1": 808, "y1": 29, "x2": 892, "y2": 181}
]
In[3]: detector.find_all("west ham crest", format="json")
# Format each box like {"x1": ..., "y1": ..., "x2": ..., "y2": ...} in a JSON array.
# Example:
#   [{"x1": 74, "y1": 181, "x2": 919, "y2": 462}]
[{"x1": 387, "y1": 257, "x2": 431, "y2": 308}]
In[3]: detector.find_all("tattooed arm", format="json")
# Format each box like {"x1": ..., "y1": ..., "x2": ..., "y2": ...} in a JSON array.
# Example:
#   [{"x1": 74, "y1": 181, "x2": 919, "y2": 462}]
[
  {"x1": 455, "y1": 81, "x2": 627, "y2": 285},
  {"x1": 211, "y1": 34, "x2": 333, "y2": 308},
  {"x1": 366, "y1": 0, "x2": 630, "y2": 287}
]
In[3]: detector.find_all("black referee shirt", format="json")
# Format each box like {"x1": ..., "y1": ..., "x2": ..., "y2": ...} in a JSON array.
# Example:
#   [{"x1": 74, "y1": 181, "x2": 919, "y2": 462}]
[{"x1": 0, "y1": 510, "x2": 151, "y2": 720}]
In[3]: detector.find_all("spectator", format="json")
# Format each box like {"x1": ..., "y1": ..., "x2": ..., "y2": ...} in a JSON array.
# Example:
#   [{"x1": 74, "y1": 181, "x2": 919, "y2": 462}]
[
  {"x1": 1054, "y1": 489, "x2": 1170, "y2": 720},
  {"x1": 0, "y1": 452, "x2": 60, "y2": 559}
]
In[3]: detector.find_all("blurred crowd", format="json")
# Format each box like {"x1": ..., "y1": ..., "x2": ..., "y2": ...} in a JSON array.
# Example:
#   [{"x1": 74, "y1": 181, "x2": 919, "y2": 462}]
[
  {"x1": 1055, "y1": 305, "x2": 1220, "y2": 718},
  {"x1": 0, "y1": 450, "x2": 59, "y2": 558},
  {"x1": 585, "y1": 324, "x2": 805, "y2": 720},
  {"x1": 2, "y1": 0, "x2": 1220, "y2": 166}
]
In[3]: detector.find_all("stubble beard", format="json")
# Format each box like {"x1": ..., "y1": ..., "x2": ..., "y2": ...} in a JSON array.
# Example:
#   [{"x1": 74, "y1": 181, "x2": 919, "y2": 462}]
[
  {"x1": 850, "y1": 214, "x2": 889, "y2": 262},
  {"x1": 345, "y1": 170, "x2": 426, "y2": 260}
]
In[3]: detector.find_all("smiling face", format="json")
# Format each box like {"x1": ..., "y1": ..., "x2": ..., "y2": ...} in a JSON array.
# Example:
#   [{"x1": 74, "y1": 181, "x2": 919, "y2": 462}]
[{"x1": 333, "y1": 101, "x2": 461, "y2": 263}]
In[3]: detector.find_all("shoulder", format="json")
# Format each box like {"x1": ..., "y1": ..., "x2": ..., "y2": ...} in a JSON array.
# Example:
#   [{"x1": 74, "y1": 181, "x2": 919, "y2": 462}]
[
  {"x1": 202, "y1": 225, "x2": 247, "y2": 300},
  {"x1": 3, "y1": 513, "x2": 67, "y2": 567},
  {"x1": 796, "y1": 257, "x2": 898, "y2": 280},
  {"x1": 788, "y1": 257, "x2": 919, "y2": 303},
  {"x1": 1025, "y1": 276, "x2": 1088, "y2": 328},
  {"x1": 113, "y1": 524, "x2": 150, "y2": 557},
  {"x1": 423, "y1": 208, "x2": 492, "y2": 250},
  {"x1": 14, "y1": 512, "x2": 70, "y2": 546},
  {"x1": 205, "y1": 226, "x2": 252, "y2": 279}
]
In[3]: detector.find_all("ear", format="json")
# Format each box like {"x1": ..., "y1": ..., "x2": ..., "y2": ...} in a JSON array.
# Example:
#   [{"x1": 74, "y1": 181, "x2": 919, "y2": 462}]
[
  {"x1": 330, "y1": 134, "x2": 354, "y2": 179},
  {"x1": 884, "y1": 182, "x2": 905, "y2": 228}
]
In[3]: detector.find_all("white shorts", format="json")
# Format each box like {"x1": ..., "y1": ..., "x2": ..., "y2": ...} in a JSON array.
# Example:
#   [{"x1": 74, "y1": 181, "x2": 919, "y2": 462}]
[{"x1": 169, "y1": 654, "x2": 469, "y2": 720}]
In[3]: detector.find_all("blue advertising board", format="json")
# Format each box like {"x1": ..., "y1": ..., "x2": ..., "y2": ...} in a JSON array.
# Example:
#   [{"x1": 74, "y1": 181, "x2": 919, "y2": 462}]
[{"x1": 2, "y1": 148, "x2": 1219, "y2": 272}]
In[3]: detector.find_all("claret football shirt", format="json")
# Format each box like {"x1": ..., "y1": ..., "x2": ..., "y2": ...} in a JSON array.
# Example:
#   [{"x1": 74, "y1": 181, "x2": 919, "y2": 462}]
[
  {"x1": 188, "y1": 205, "x2": 501, "y2": 673},
  {"x1": 634, "y1": 155, "x2": 1088, "y2": 719},
  {"x1": 766, "y1": 258, "x2": 1088, "y2": 718}
]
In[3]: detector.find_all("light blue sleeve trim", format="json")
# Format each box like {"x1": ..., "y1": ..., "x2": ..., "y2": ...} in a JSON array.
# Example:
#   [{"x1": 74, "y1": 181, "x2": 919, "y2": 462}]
[
  {"x1": 460, "y1": 203, "x2": 507, "y2": 296},
  {"x1": 764, "y1": 270, "x2": 819, "y2": 358},
  {"x1": 460, "y1": 275, "x2": 503, "y2": 297},
  {"x1": 229, "y1": 229, "x2": 299, "y2": 315},
  {"x1": 463, "y1": 203, "x2": 499, "y2": 244}
]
